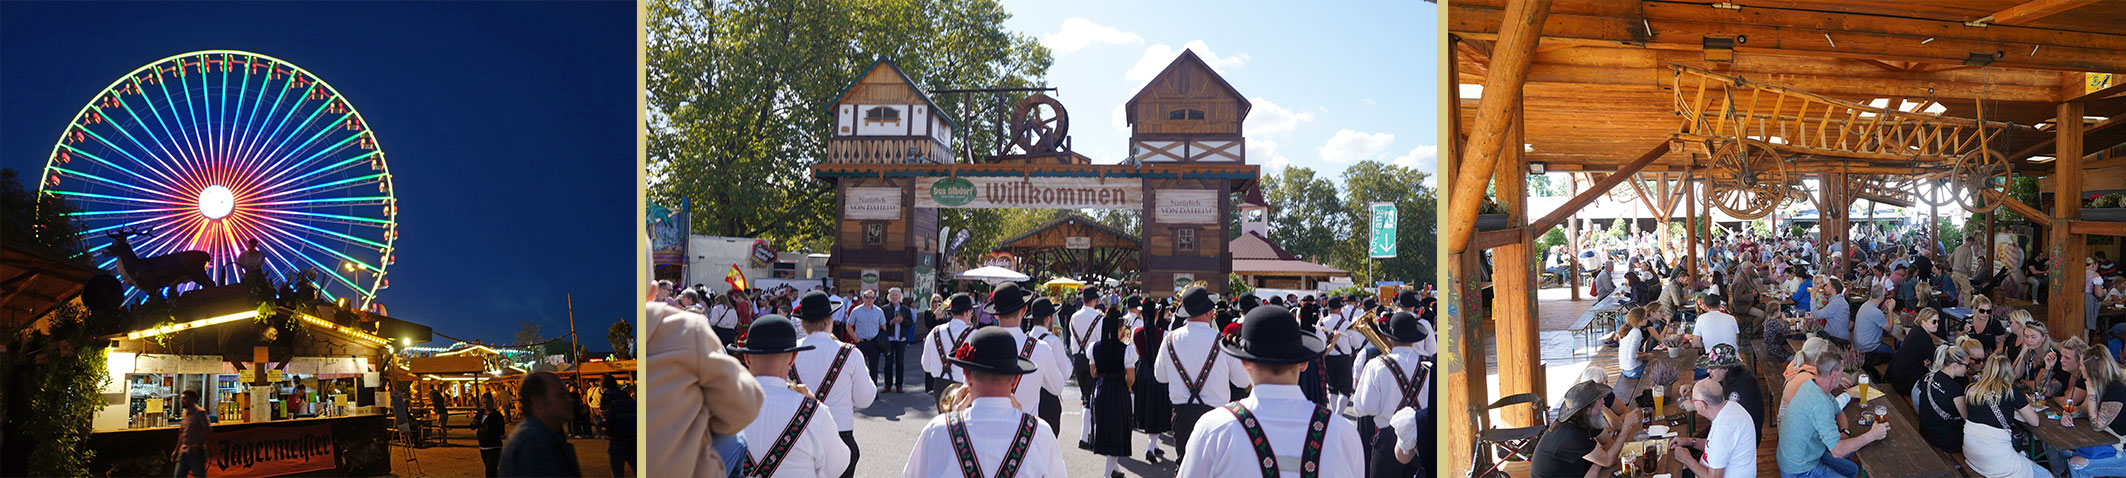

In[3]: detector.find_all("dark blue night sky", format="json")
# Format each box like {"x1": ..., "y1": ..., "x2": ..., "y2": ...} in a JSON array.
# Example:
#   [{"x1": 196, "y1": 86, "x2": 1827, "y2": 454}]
[{"x1": 1, "y1": 2, "x2": 637, "y2": 347}]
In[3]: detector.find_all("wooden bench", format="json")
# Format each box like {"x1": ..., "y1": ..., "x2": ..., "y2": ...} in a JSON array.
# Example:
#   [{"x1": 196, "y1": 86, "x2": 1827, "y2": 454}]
[{"x1": 1570, "y1": 290, "x2": 1629, "y2": 353}]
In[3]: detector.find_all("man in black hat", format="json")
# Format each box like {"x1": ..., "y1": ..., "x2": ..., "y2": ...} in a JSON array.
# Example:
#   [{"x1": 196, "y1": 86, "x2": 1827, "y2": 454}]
[
  {"x1": 1152, "y1": 286, "x2": 1251, "y2": 463},
  {"x1": 1024, "y1": 296, "x2": 1069, "y2": 437},
  {"x1": 1065, "y1": 286, "x2": 1105, "y2": 443},
  {"x1": 921, "y1": 293, "x2": 980, "y2": 410},
  {"x1": 1176, "y1": 305, "x2": 1362, "y2": 478},
  {"x1": 981, "y1": 284, "x2": 1065, "y2": 419},
  {"x1": 788, "y1": 291, "x2": 875, "y2": 478},
  {"x1": 728, "y1": 315, "x2": 850, "y2": 477},
  {"x1": 903, "y1": 328, "x2": 1065, "y2": 477},
  {"x1": 1320, "y1": 296, "x2": 1362, "y2": 414},
  {"x1": 1353, "y1": 312, "x2": 1435, "y2": 478}
]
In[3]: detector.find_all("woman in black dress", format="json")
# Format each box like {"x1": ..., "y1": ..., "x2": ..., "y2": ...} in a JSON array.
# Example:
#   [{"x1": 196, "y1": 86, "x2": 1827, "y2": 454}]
[
  {"x1": 1132, "y1": 299, "x2": 1173, "y2": 463},
  {"x1": 1087, "y1": 308, "x2": 1136, "y2": 478}
]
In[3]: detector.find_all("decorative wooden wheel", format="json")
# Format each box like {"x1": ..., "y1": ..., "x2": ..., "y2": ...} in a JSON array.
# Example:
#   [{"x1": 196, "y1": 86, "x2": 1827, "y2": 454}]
[
  {"x1": 1707, "y1": 139, "x2": 1789, "y2": 219},
  {"x1": 1913, "y1": 174, "x2": 1959, "y2": 208},
  {"x1": 1010, "y1": 93, "x2": 1070, "y2": 154},
  {"x1": 1951, "y1": 148, "x2": 2011, "y2": 213}
]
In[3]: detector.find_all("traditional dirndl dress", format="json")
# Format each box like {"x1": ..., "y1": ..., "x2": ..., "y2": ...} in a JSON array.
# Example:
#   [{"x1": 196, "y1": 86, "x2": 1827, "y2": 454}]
[
  {"x1": 1133, "y1": 326, "x2": 1173, "y2": 434},
  {"x1": 1088, "y1": 339, "x2": 1135, "y2": 456}
]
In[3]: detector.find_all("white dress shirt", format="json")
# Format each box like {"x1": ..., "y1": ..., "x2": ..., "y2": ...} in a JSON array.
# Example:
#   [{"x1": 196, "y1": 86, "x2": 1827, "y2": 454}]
[
  {"x1": 1028, "y1": 326, "x2": 1067, "y2": 364},
  {"x1": 1154, "y1": 322, "x2": 1251, "y2": 406},
  {"x1": 921, "y1": 318, "x2": 975, "y2": 383},
  {"x1": 1004, "y1": 328, "x2": 1067, "y2": 414},
  {"x1": 1177, "y1": 384, "x2": 1364, "y2": 478},
  {"x1": 742, "y1": 377, "x2": 849, "y2": 478},
  {"x1": 1320, "y1": 311, "x2": 1362, "y2": 356},
  {"x1": 1354, "y1": 346, "x2": 1432, "y2": 425},
  {"x1": 793, "y1": 332, "x2": 876, "y2": 432},
  {"x1": 1066, "y1": 307, "x2": 1103, "y2": 356},
  {"x1": 903, "y1": 397, "x2": 1065, "y2": 478}
]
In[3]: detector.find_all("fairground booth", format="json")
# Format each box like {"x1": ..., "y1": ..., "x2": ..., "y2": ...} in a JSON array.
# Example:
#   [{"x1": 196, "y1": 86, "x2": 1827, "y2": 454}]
[{"x1": 1443, "y1": 1, "x2": 2126, "y2": 476}]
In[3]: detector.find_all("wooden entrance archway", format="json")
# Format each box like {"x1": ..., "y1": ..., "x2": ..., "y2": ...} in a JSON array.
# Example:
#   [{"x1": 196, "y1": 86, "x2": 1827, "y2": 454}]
[{"x1": 992, "y1": 214, "x2": 1143, "y2": 284}]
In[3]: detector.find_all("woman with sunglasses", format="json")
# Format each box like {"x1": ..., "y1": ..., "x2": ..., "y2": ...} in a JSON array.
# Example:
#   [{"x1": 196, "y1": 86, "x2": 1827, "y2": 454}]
[
  {"x1": 1917, "y1": 343, "x2": 1973, "y2": 454},
  {"x1": 1966, "y1": 296, "x2": 2009, "y2": 352},
  {"x1": 1890, "y1": 308, "x2": 1950, "y2": 402}
]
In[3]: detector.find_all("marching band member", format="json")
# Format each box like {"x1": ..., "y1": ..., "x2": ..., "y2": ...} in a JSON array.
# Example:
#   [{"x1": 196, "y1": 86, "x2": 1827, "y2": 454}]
[
  {"x1": 1178, "y1": 305, "x2": 1363, "y2": 478},
  {"x1": 1024, "y1": 297, "x2": 1069, "y2": 437},
  {"x1": 789, "y1": 291, "x2": 876, "y2": 478},
  {"x1": 1321, "y1": 296, "x2": 1363, "y2": 413},
  {"x1": 922, "y1": 293, "x2": 979, "y2": 411},
  {"x1": 904, "y1": 328, "x2": 1065, "y2": 478},
  {"x1": 1066, "y1": 287, "x2": 1105, "y2": 447},
  {"x1": 981, "y1": 284, "x2": 1066, "y2": 422},
  {"x1": 1086, "y1": 308, "x2": 1136, "y2": 478},
  {"x1": 1153, "y1": 287, "x2": 1251, "y2": 463},
  {"x1": 1353, "y1": 311, "x2": 1433, "y2": 478},
  {"x1": 730, "y1": 315, "x2": 850, "y2": 478}
]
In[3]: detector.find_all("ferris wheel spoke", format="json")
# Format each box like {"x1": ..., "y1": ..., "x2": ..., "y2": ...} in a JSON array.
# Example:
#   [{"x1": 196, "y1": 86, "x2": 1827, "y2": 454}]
[
  {"x1": 63, "y1": 207, "x2": 190, "y2": 221},
  {"x1": 241, "y1": 78, "x2": 322, "y2": 176},
  {"x1": 115, "y1": 80, "x2": 207, "y2": 187},
  {"x1": 248, "y1": 92, "x2": 341, "y2": 180},
  {"x1": 251, "y1": 150, "x2": 378, "y2": 196},
  {"x1": 250, "y1": 195, "x2": 393, "y2": 209},
  {"x1": 177, "y1": 59, "x2": 211, "y2": 175},
  {"x1": 233, "y1": 68, "x2": 303, "y2": 174},
  {"x1": 47, "y1": 190, "x2": 189, "y2": 208},
  {"x1": 246, "y1": 208, "x2": 392, "y2": 228},
  {"x1": 149, "y1": 71, "x2": 211, "y2": 179},
  {"x1": 252, "y1": 171, "x2": 384, "y2": 203},
  {"x1": 88, "y1": 106, "x2": 201, "y2": 194},
  {"x1": 54, "y1": 142, "x2": 191, "y2": 202},
  {"x1": 249, "y1": 214, "x2": 389, "y2": 252},
  {"x1": 247, "y1": 126, "x2": 366, "y2": 194},
  {"x1": 260, "y1": 242, "x2": 369, "y2": 301},
  {"x1": 45, "y1": 163, "x2": 191, "y2": 203},
  {"x1": 249, "y1": 220, "x2": 383, "y2": 283}
]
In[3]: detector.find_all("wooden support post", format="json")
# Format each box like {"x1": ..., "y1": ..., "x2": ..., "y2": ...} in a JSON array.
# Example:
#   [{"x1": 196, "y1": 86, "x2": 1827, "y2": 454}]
[
  {"x1": 2050, "y1": 101, "x2": 2086, "y2": 338},
  {"x1": 1443, "y1": 33, "x2": 1484, "y2": 478},
  {"x1": 1986, "y1": 212, "x2": 2000, "y2": 303},
  {"x1": 1447, "y1": 0, "x2": 1553, "y2": 253},
  {"x1": 1569, "y1": 179, "x2": 1583, "y2": 300},
  {"x1": 1687, "y1": 171, "x2": 1700, "y2": 272},
  {"x1": 1495, "y1": 100, "x2": 1541, "y2": 426}
]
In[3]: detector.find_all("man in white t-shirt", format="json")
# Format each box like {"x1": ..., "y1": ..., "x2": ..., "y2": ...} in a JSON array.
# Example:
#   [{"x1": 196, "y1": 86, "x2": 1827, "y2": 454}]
[
  {"x1": 1671, "y1": 377, "x2": 1755, "y2": 478},
  {"x1": 1693, "y1": 294, "x2": 1740, "y2": 353}
]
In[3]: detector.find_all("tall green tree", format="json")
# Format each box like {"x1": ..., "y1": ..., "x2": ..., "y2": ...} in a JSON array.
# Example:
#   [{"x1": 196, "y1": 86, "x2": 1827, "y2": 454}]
[
  {"x1": 1335, "y1": 161, "x2": 1437, "y2": 286},
  {"x1": 647, "y1": 0, "x2": 1052, "y2": 253},
  {"x1": 1259, "y1": 167, "x2": 1347, "y2": 263}
]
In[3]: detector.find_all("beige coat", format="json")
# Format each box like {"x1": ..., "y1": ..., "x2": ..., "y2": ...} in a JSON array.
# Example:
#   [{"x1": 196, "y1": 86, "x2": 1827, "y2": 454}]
[{"x1": 644, "y1": 301, "x2": 763, "y2": 475}]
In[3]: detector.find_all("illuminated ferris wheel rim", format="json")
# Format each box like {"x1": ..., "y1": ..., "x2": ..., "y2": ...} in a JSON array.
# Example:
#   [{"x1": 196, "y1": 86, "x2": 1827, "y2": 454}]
[{"x1": 39, "y1": 49, "x2": 398, "y2": 307}]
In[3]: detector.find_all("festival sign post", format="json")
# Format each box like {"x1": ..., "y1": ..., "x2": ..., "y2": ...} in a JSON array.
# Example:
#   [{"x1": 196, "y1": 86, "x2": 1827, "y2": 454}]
[{"x1": 1369, "y1": 202, "x2": 1397, "y2": 284}]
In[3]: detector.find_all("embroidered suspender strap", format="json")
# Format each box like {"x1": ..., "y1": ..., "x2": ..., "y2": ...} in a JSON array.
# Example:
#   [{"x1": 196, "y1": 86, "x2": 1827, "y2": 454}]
[
  {"x1": 1165, "y1": 336, "x2": 1222, "y2": 405},
  {"x1": 1018, "y1": 336, "x2": 1040, "y2": 358},
  {"x1": 1075, "y1": 317, "x2": 1101, "y2": 355},
  {"x1": 945, "y1": 412, "x2": 985, "y2": 478},
  {"x1": 935, "y1": 326, "x2": 976, "y2": 381},
  {"x1": 1327, "y1": 316, "x2": 1351, "y2": 354},
  {"x1": 996, "y1": 413, "x2": 1039, "y2": 478},
  {"x1": 815, "y1": 345, "x2": 854, "y2": 398},
  {"x1": 1381, "y1": 356, "x2": 1421, "y2": 410},
  {"x1": 745, "y1": 398, "x2": 821, "y2": 478},
  {"x1": 1224, "y1": 402, "x2": 1334, "y2": 478},
  {"x1": 1299, "y1": 404, "x2": 1331, "y2": 478}
]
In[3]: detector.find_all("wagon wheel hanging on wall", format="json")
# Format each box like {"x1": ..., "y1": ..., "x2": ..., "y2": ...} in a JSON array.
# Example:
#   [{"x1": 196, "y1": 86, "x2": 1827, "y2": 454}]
[
  {"x1": 1951, "y1": 148, "x2": 2011, "y2": 213},
  {"x1": 1913, "y1": 173, "x2": 1960, "y2": 209},
  {"x1": 1706, "y1": 139, "x2": 1789, "y2": 220},
  {"x1": 1010, "y1": 93, "x2": 1070, "y2": 154}
]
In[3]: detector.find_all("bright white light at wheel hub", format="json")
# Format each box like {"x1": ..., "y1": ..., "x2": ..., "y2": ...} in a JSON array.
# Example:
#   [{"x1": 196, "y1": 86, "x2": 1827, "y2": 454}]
[{"x1": 199, "y1": 185, "x2": 234, "y2": 219}]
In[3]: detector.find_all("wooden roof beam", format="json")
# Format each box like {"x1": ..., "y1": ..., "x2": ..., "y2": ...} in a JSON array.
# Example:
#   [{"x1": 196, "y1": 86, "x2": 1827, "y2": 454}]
[
  {"x1": 1531, "y1": 141, "x2": 1671, "y2": 233},
  {"x1": 1974, "y1": 0, "x2": 2102, "y2": 27},
  {"x1": 1449, "y1": 1, "x2": 2126, "y2": 73},
  {"x1": 1448, "y1": 0, "x2": 1554, "y2": 254}
]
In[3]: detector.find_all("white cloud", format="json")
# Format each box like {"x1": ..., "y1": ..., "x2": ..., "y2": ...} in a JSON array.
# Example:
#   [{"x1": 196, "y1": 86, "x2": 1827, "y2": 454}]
[
  {"x1": 1393, "y1": 145, "x2": 1440, "y2": 186},
  {"x1": 1362, "y1": 98, "x2": 1377, "y2": 106},
  {"x1": 1111, "y1": 103, "x2": 1129, "y2": 133},
  {"x1": 1124, "y1": 40, "x2": 1250, "y2": 83},
  {"x1": 1041, "y1": 18, "x2": 1142, "y2": 55},
  {"x1": 1252, "y1": 137, "x2": 1293, "y2": 173},
  {"x1": 1246, "y1": 97, "x2": 1313, "y2": 137},
  {"x1": 1317, "y1": 130, "x2": 1396, "y2": 164}
]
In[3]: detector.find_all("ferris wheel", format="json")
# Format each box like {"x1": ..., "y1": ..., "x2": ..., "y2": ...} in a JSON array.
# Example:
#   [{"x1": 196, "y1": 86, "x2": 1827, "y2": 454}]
[{"x1": 40, "y1": 50, "x2": 397, "y2": 307}]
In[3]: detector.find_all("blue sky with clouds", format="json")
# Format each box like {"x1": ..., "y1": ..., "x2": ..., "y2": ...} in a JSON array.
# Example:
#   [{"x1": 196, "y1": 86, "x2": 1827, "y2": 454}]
[{"x1": 1000, "y1": 0, "x2": 1438, "y2": 184}]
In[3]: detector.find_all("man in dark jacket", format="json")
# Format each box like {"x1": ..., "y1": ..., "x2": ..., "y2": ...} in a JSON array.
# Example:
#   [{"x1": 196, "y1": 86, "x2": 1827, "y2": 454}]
[
  {"x1": 600, "y1": 376, "x2": 636, "y2": 477},
  {"x1": 473, "y1": 392, "x2": 507, "y2": 477},
  {"x1": 501, "y1": 372, "x2": 583, "y2": 477},
  {"x1": 878, "y1": 288, "x2": 918, "y2": 393}
]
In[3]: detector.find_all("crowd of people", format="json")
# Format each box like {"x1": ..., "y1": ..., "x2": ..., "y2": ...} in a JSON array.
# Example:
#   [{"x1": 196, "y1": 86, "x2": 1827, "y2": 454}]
[
  {"x1": 645, "y1": 274, "x2": 1440, "y2": 478},
  {"x1": 1528, "y1": 221, "x2": 2126, "y2": 478}
]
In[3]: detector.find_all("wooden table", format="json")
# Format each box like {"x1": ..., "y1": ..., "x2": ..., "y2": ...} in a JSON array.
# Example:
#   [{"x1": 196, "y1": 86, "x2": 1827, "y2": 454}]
[
  {"x1": 1844, "y1": 387, "x2": 1961, "y2": 478},
  {"x1": 2019, "y1": 409, "x2": 2121, "y2": 452}
]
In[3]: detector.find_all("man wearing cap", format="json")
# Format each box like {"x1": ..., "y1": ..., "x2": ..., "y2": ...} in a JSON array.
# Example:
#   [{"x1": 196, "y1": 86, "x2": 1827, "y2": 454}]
[
  {"x1": 730, "y1": 315, "x2": 851, "y2": 478},
  {"x1": 1024, "y1": 297, "x2": 1069, "y2": 436},
  {"x1": 1530, "y1": 381, "x2": 1644, "y2": 478},
  {"x1": 1177, "y1": 305, "x2": 1363, "y2": 478},
  {"x1": 790, "y1": 291, "x2": 877, "y2": 478},
  {"x1": 1353, "y1": 311, "x2": 1434, "y2": 478},
  {"x1": 981, "y1": 284, "x2": 1066, "y2": 420},
  {"x1": 903, "y1": 328, "x2": 1066, "y2": 478},
  {"x1": 1153, "y1": 287, "x2": 1252, "y2": 463},
  {"x1": 922, "y1": 293, "x2": 981, "y2": 411}
]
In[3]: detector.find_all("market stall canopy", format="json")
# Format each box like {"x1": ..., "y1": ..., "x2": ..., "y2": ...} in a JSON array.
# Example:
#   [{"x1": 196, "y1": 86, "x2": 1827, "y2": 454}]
[
  {"x1": 956, "y1": 266, "x2": 1029, "y2": 282},
  {"x1": 561, "y1": 359, "x2": 636, "y2": 377},
  {"x1": 407, "y1": 355, "x2": 485, "y2": 375},
  {"x1": 1, "y1": 244, "x2": 103, "y2": 328},
  {"x1": 1040, "y1": 277, "x2": 1086, "y2": 288}
]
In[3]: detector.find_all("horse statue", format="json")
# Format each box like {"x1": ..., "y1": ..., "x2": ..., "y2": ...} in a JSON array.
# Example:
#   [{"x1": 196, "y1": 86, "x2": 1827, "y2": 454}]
[{"x1": 103, "y1": 227, "x2": 215, "y2": 302}]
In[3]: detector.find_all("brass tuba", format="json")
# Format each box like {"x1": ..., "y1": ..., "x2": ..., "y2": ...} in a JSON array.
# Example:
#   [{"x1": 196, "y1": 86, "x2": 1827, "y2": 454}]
[
  {"x1": 936, "y1": 382, "x2": 968, "y2": 413},
  {"x1": 1349, "y1": 308, "x2": 1395, "y2": 352}
]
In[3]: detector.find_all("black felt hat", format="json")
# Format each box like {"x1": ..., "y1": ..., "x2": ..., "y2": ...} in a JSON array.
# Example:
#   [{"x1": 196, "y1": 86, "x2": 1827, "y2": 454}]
[
  {"x1": 945, "y1": 293, "x2": 975, "y2": 312},
  {"x1": 1178, "y1": 287, "x2": 1216, "y2": 318},
  {"x1": 795, "y1": 291, "x2": 835, "y2": 321},
  {"x1": 1220, "y1": 305, "x2": 1327, "y2": 364},
  {"x1": 1125, "y1": 295, "x2": 1143, "y2": 310},
  {"x1": 725, "y1": 315, "x2": 816, "y2": 355},
  {"x1": 1381, "y1": 311, "x2": 1428, "y2": 344},
  {"x1": 1238, "y1": 294, "x2": 1261, "y2": 313},
  {"x1": 1080, "y1": 286, "x2": 1101, "y2": 301},
  {"x1": 984, "y1": 283, "x2": 1030, "y2": 316},
  {"x1": 1396, "y1": 289, "x2": 1422, "y2": 309},
  {"x1": 945, "y1": 328, "x2": 1038, "y2": 375},
  {"x1": 1327, "y1": 297, "x2": 1345, "y2": 310},
  {"x1": 1026, "y1": 297, "x2": 1058, "y2": 320}
]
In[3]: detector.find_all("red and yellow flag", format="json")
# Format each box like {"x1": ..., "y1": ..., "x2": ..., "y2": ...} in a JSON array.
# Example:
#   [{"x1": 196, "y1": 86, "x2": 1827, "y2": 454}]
[{"x1": 725, "y1": 264, "x2": 749, "y2": 291}]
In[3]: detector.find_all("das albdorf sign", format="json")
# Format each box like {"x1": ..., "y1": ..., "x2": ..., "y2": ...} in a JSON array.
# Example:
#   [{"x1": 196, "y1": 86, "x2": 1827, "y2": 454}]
[{"x1": 917, "y1": 177, "x2": 1139, "y2": 209}]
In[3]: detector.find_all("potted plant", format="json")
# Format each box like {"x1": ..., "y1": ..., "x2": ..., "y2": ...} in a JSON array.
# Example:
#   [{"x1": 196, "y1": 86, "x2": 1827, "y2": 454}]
[
  {"x1": 1476, "y1": 198, "x2": 1510, "y2": 231},
  {"x1": 1660, "y1": 335, "x2": 1687, "y2": 358},
  {"x1": 2083, "y1": 192, "x2": 2126, "y2": 222}
]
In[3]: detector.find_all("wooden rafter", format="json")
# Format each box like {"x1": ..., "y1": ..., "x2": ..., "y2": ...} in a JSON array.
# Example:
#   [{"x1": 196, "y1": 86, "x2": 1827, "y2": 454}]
[
  {"x1": 1531, "y1": 142, "x2": 1671, "y2": 233},
  {"x1": 1448, "y1": 0, "x2": 1554, "y2": 253},
  {"x1": 1978, "y1": 0, "x2": 2102, "y2": 26}
]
